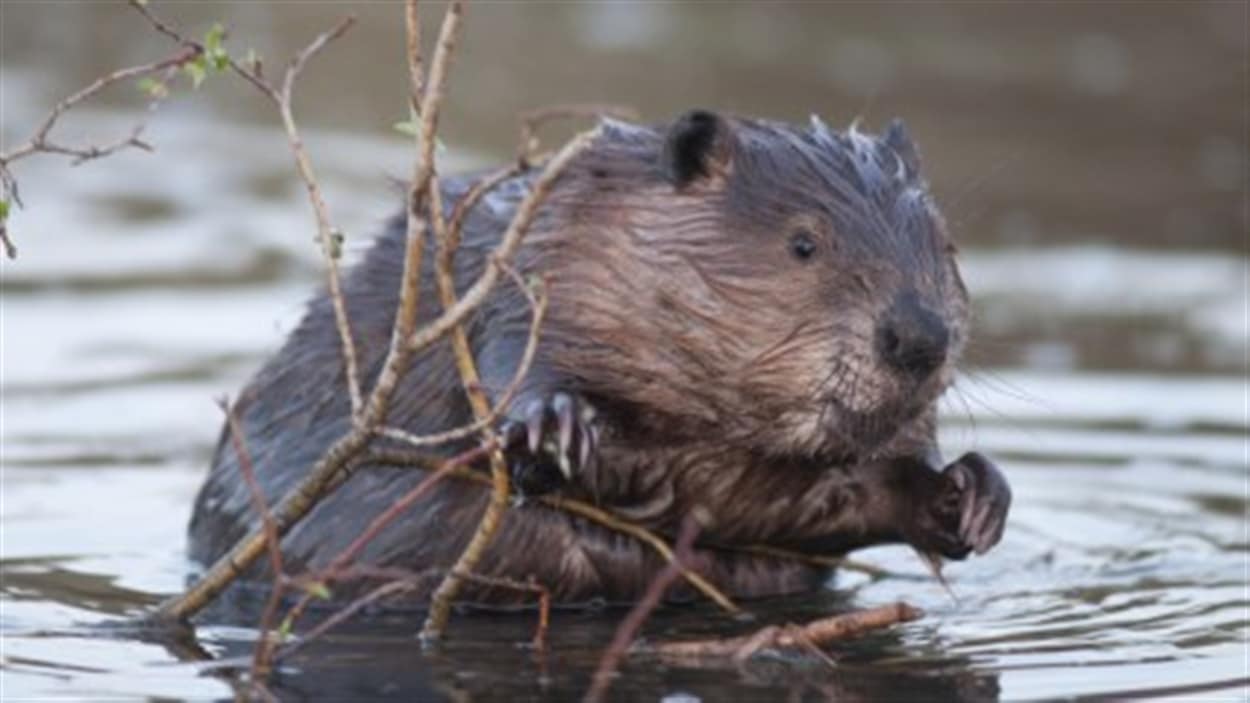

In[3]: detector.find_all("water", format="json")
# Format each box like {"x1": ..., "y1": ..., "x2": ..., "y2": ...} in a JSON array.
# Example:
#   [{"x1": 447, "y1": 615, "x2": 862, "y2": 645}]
[{"x1": 2, "y1": 2, "x2": 1246, "y2": 701}]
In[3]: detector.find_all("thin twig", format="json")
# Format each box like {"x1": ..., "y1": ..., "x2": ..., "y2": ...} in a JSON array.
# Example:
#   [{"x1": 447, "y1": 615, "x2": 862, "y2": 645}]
[
  {"x1": 446, "y1": 164, "x2": 521, "y2": 236},
  {"x1": 916, "y1": 548, "x2": 959, "y2": 602},
  {"x1": 125, "y1": 1, "x2": 365, "y2": 416},
  {"x1": 280, "y1": 18, "x2": 357, "y2": 104},
  {"x1": 273, "y1": 16, "x2": 364, "y2": 417},
  {"x1": 793, "y1": 630, "x2": 842, "y2": 671},
  {"x1": 0, "y1": 229, "x2": 14, "y2": 261},
  {"x1": 584, "y1": 515, "x2": 701, "y2": 703},
  {"x1": 529, "y1": 575, "x2": 551, "y2": 651},
  {"x1": 253, "y1": 440, "x2": 494, "y2": 643},
  {"x1": 651, "y1": 602, "x2": 923, "y2": 661},
  {"x1": 489, "y1": 260, "x2": 548, "y2": 413},
  {"x1": 354, "y1": 0, "x2": 465, "y2": 443},
  {"x1": 0, "y1": 47, "x2": 197, "y2": 166},
  {"x1": 541, "y1": 495, "x2": 740, "y2": 615},
  {"x1": 0, "y1": 41, "x2": 202, "y2": 259},
  {"x1": 416, "y1": 0, "x2": 518, "y2": 642},
  {"x1": 516, "y1": 103, "x2": 637, "y2": 167},
  {"x1": 324, "y1": 444, "x2": 475, "y2": 573},
  {"x1": 217, "y1": 398, "x2": 286, "y2": 681},
  {"x1": 274, "y1": 568, "x2": 548, "y2": 662},
  {"x1": 407, "y1": 129, "x2": 596, "y2": 355},
  {"x1": 376, "y1": 268, "x2": 546, "y2": 449},
  {"x1": 363, "y1": 447, "x2": 741, "y2": 615},
  {"x1": 281, "y1": 580, "x2": 419, "y2": 659},
  {"x1": 735, "y1": 544, "x2": 905, "y2": 581},
  {"x1": 127, "y1": 0, "x2": 275, "y2": 101},
  {"x1": 404, "y1": 0, "x2": 426, "y2": 116},
  {"x1": 127, "y1": 1, "x2": 186, "y2": 45}
]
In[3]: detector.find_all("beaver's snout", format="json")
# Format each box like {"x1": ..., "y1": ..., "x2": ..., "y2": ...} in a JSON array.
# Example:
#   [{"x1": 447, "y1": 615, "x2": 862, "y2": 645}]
[{"x1": 876, "y1": 290, "x2": 950, "y2": 379}]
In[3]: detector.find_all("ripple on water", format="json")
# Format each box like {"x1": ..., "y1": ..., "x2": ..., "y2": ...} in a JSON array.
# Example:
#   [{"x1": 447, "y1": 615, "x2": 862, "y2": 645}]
[{"x1": 2, "y1": 106, "x2": 1247, "y2": 700}]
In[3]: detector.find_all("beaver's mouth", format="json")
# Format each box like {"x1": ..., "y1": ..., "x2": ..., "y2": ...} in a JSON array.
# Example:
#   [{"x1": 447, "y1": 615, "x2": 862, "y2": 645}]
[
  {"x1": 816, "y1": 378, "x2": 939, "y2": 459},
  {"x1": 821, "y1": 400, "x2": 906, "y2": 457}
]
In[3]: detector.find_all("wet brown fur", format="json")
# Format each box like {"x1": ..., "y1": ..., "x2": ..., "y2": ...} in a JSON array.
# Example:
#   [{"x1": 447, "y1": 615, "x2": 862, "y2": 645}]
[{"x1": 189, "y1": 113, "x2": 972, "y2": 605}]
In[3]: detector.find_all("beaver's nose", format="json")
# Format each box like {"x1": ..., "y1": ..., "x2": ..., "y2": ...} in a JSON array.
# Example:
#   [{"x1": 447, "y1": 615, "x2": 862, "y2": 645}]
[{"x1": 876, "y1": 291, "x2": 949, "y2": 379}]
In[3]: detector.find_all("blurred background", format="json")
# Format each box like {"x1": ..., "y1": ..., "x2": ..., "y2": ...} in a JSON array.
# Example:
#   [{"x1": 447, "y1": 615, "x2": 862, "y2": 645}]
[{"x1": 2, "y1": 2, "x2": 1246, "y2": 701}]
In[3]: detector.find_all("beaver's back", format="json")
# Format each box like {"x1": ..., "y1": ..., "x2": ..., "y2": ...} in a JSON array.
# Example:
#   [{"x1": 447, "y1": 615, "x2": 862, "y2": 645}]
[{"x1": 188, "y1": 173, "x2": 527, "y2": 573}]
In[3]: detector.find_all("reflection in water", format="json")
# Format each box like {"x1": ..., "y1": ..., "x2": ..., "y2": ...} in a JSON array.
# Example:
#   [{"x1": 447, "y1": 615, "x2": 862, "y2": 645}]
[
  {"x1": 1, "y1": 1, "x2": 1246, "y2": 701},
  {"x1": 156, "y1": 593, "x2": 1007, "y2": 702}
]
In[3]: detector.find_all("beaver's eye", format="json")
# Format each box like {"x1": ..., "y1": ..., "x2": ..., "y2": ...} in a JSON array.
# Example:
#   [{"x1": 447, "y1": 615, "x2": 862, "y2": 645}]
[{"x1": 789, "y1": 230, "x2": 817, "y2": 262}]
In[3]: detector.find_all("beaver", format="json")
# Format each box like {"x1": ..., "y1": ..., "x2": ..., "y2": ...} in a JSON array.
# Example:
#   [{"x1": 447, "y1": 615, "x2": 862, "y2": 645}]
[{"x1": 188, "y1": 110, "x2": 1011, "y2": 605}]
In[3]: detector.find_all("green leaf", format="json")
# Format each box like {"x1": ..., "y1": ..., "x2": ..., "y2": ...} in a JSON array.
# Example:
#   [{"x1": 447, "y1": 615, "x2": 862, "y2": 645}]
[
  {"x1": 327, "y1": 229, "x2": 345, "y2": 260},
  {"x1": 203, "y1": 23, "x2": 230, "y2": 72},
  {"x1": 393, "y1": 121, "x2": 450, "y2": 156},
  {"x1": 277, "y1": 616, "x2": 293, "y2": 640},
  {"x1": 306, "y1": 582, "x2": 332, "y2": 600},
  {"x1": 184, "y1": 59, "x2": 207, "y2": 89},
  {"x1": 137, "y1": 77, "x2": 168, "y2": 99},
  {"x1": 0, "y1": 200, "x2": 10, "y2": 221},
  {"x1": 204, "y1": 23, "x2": 225, "y2": 53}
]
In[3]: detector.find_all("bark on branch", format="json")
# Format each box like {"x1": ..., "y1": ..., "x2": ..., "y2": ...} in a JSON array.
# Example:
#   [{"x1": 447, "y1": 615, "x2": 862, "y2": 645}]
[{"x1": 650, "y1": 602, "x2": 923, "y2": 661}]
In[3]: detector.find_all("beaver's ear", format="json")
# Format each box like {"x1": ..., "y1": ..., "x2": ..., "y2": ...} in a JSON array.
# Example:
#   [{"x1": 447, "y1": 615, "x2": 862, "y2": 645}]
[
  {"x1": 662, "y1": 109, "x2": 734, "y2": 188},
  {"x1": 883, "y1": 118, "x2": 920, "y2": 177}
]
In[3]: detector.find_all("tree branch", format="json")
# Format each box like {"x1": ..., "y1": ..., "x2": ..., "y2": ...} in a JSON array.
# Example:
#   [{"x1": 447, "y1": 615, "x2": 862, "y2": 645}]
[
  {"x1": 125, "y1": 2, "x2": 365, "y2": 413},
  {"x1": 0, "y1": 42, "x2": 202, "y2": 259},
  {"x1": 650, "y1": 602, "x2": 923, "y2": 661},
  {"x1": 273, "y1": 16, "x2": 365, "y2": 416}
]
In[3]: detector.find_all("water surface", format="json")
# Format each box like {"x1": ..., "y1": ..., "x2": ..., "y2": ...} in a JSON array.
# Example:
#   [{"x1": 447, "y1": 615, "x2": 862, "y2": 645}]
[{"x1": 2, "y1": 2, "x2": 1246, "y2": 701}]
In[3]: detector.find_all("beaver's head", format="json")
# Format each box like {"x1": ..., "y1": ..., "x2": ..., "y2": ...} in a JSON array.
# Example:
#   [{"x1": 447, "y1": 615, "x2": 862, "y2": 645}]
[{"x1": 539, "y1": 110, "x2": 969, "y2": 462}]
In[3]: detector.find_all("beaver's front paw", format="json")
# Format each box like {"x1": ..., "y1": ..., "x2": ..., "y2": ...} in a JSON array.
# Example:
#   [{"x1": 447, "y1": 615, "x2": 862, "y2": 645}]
[
  {"x1": 500, "y1": 392, "x2": 599, "y2": 496},
  {"x1": 943, "y1": 452, "x2": 1011, "y2": 555},
  {"x1": 903, "y1": 452, "x2": 1010, "y2": 560}
]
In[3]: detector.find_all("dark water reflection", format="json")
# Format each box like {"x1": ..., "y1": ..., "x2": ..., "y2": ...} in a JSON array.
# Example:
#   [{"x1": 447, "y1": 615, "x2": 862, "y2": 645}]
[{"x1": 1, "y1": 1, "x2": 1246, "y2": 701}]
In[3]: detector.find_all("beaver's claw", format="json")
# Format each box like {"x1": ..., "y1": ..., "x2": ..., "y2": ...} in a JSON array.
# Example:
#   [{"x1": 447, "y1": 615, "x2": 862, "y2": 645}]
[
  {"x1": 904, "y1": 451, "x2": 1010, "y2": 560},
  {"x1": 500, "y1": 392, "x2": 599, "y2": 496},
  {"x1": 944, "y1": 452, "x2": 1011, "y2": 555}
]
